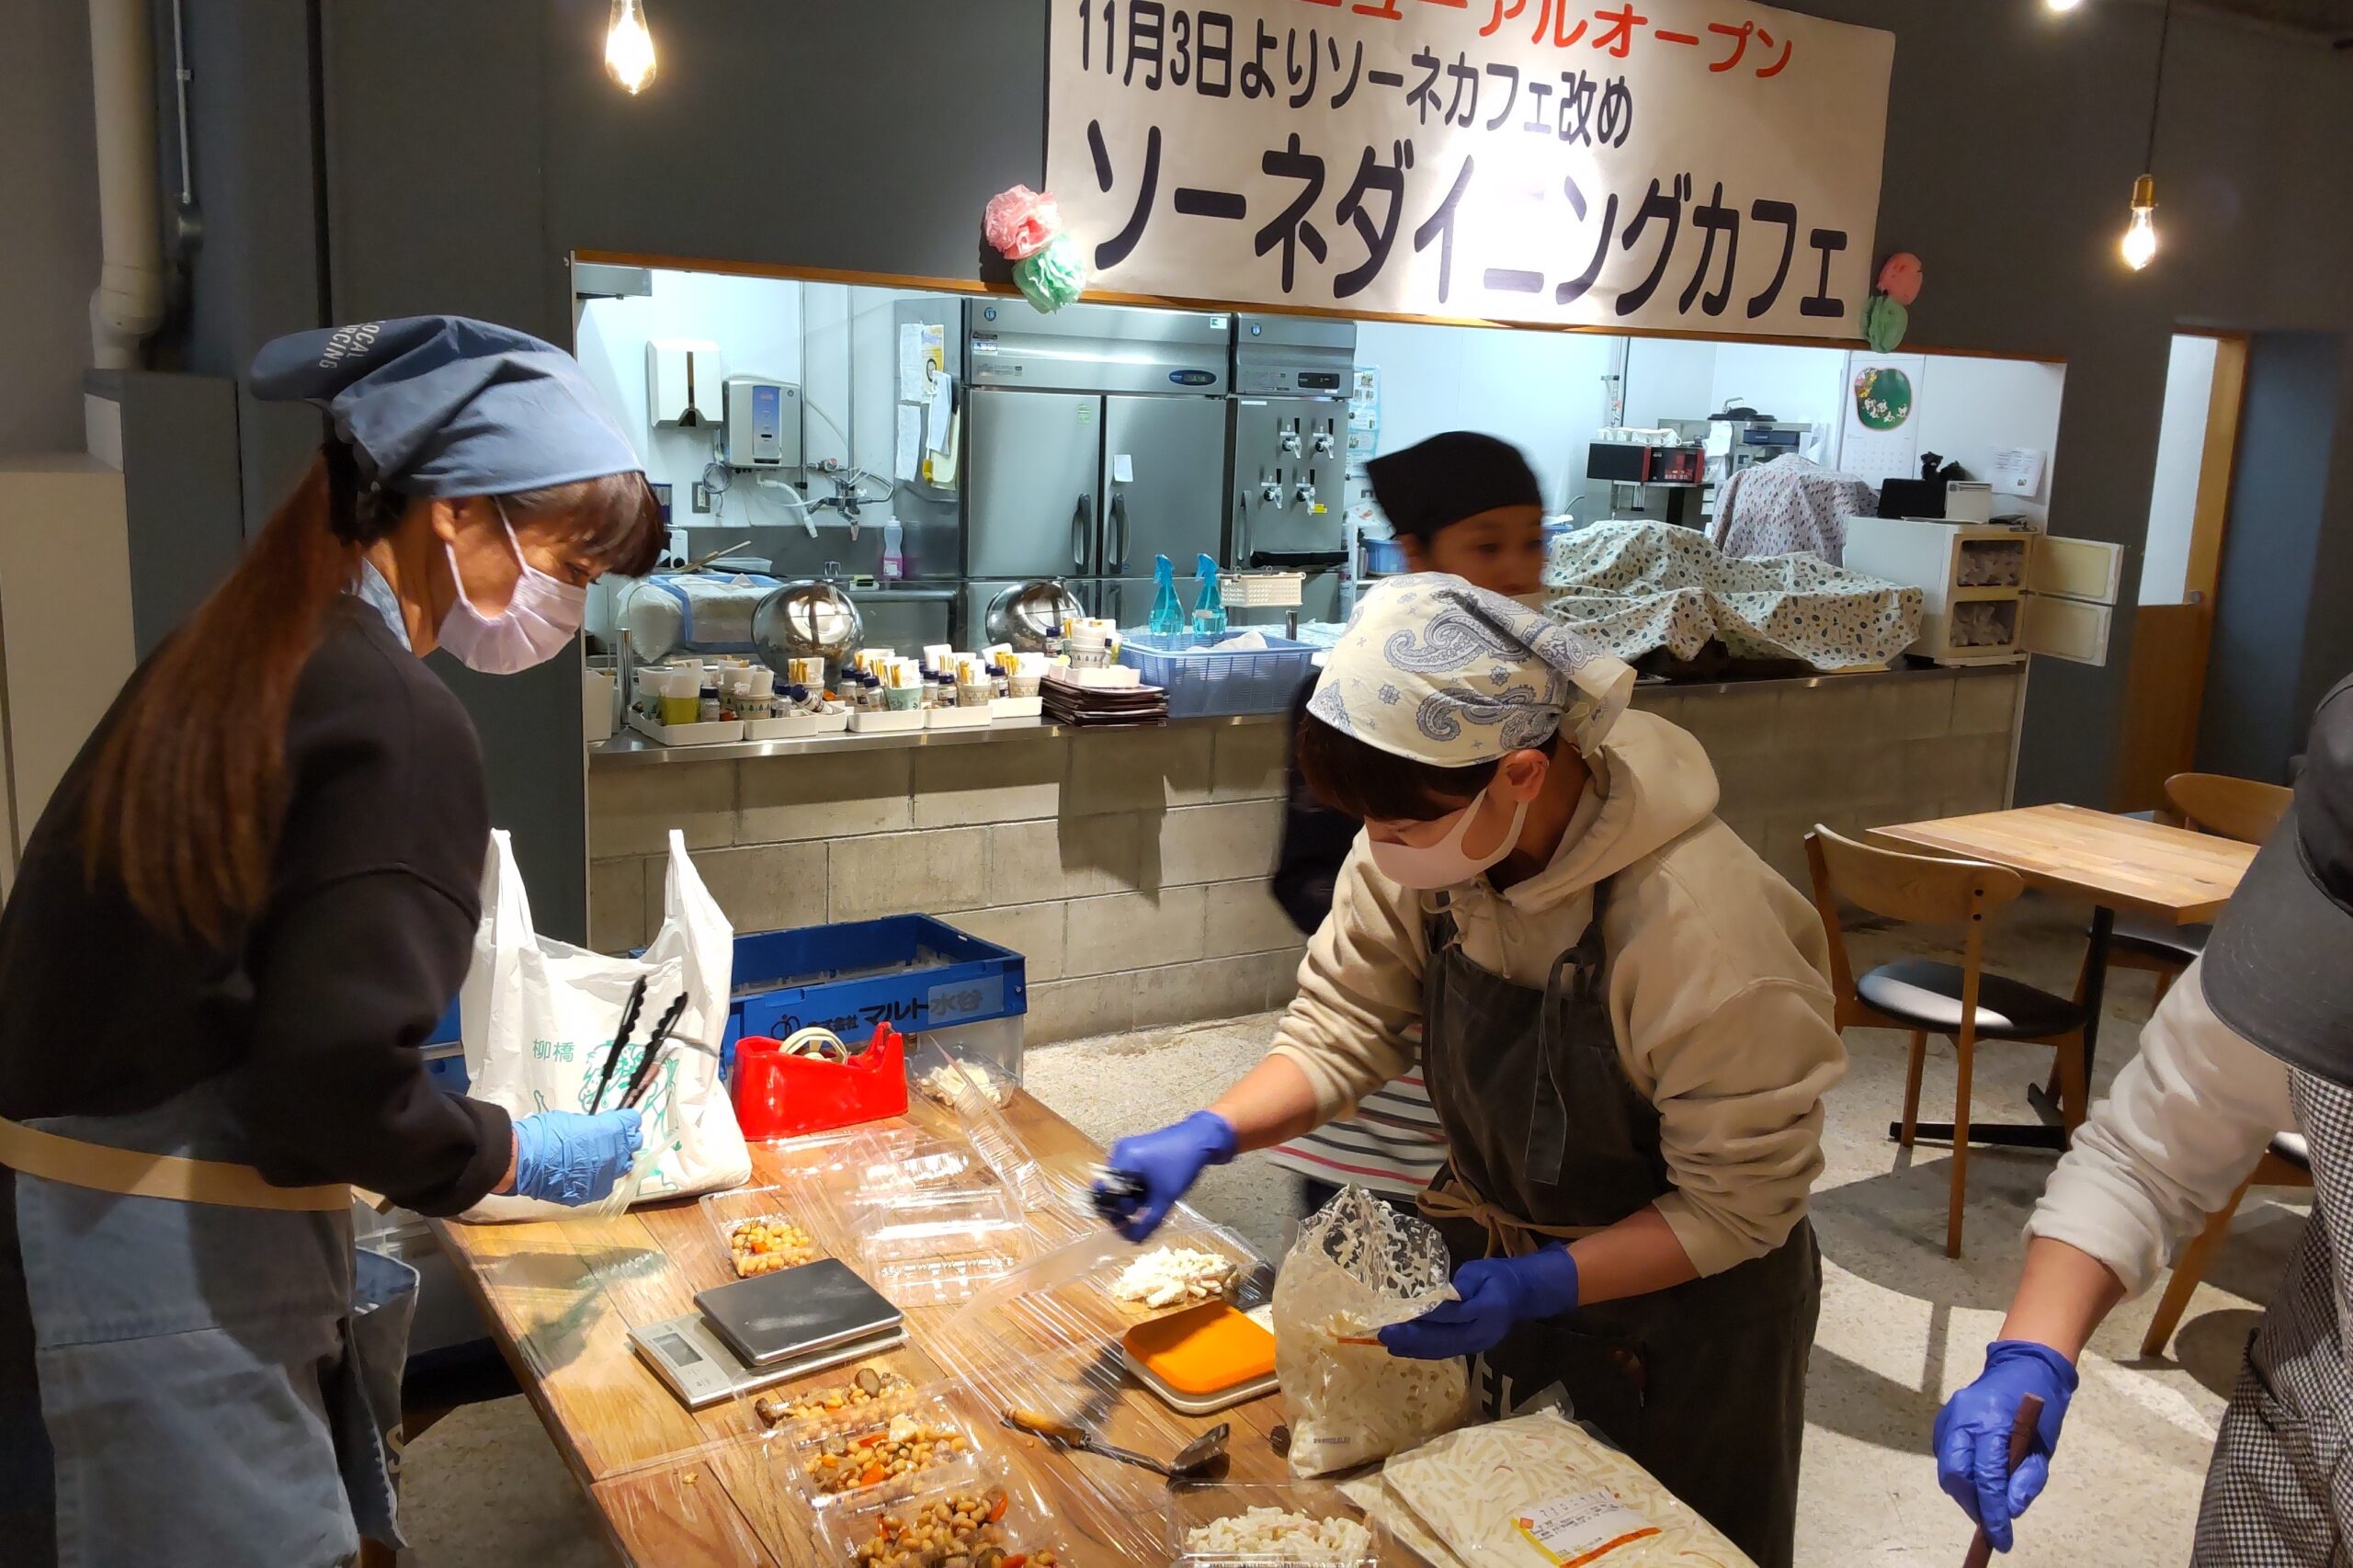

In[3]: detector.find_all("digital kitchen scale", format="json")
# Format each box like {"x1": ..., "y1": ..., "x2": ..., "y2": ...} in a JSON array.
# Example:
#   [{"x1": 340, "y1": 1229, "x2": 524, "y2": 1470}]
[{"x1": 630, "y1": 1258, "x2": 907, "y2": 1410}]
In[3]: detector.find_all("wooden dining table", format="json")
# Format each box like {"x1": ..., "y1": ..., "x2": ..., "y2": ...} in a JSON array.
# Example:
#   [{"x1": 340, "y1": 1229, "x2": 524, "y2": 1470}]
[
  {"x1": 428, "y1": 1095, "x2": 1334, "y2": 1568},
  {"x1": 1868, "y1": 802, "x2": 2258, "y2": 1151}
]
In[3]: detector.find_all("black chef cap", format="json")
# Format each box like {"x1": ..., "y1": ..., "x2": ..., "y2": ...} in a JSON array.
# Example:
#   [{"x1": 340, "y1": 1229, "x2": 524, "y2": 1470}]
[
  {"x1": 2203, "y1": 674, "x2": 2353, "y2": 1084},
  {"x1": 1365, "y1": 432, "x2": 1543, "y2": 543}
]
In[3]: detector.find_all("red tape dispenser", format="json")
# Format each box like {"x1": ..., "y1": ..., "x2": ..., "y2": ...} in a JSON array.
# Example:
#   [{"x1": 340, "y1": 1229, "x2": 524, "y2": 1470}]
[{"x1": 731, "y1": 1022, "x2": 908, "y2": 1141}]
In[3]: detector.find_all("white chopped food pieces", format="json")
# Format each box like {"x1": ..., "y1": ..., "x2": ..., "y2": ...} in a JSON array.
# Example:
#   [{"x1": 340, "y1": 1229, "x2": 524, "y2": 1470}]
[
  {"x1": 916, "y1": 1062, "x2": 1015, "y2": 1108},
  {"x1": 1110, "y1": 1246, "x2": 1238, "y2": 1310},
  {"x1": 1182, "y1": 1508, "x2": 1374, "y2": 1563}
]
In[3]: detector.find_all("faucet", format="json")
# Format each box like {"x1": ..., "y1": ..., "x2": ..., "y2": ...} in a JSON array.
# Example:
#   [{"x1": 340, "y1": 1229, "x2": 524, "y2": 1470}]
[
  {"x1": 1258, "y1": 472, "x2": 1285, "y2": 510},
  {"x1": 1293, "y1": 479, "x2": 1318, "y2": 509},
  {"x1": 1278, "y1": 428, "x2": 1303, "y2": 458},
  {"x1": 1311, "y1": 428, "x2": 1336, "y2": 458}
]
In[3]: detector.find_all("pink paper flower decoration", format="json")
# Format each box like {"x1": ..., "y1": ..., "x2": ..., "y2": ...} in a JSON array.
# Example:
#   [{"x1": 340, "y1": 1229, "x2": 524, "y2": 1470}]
[
  {"x1": 1877, "y1": 253, "x2": 1923, "y2": 307},
  {"x1": 984, "y1": 186, "x2": 1064, "y2": 262}
]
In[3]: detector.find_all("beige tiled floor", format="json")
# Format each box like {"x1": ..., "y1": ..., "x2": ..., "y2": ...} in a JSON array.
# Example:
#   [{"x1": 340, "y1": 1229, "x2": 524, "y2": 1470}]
[{"x1": 399, "y1": 896, "x2": 2293, "y2": 1565}]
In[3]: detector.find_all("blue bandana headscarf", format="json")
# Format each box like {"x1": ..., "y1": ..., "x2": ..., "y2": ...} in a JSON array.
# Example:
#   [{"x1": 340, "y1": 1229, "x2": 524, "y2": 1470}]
[
  {"x1": 1308, "y1": 575, "x2": 1633, "y2": 765},
  {"x1": 249, "y1": 315, "x2": 642, "y2": 498}
]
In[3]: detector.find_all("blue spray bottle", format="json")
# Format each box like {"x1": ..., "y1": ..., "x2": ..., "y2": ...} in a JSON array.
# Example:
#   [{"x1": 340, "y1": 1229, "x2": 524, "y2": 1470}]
[
  {"x1": 1149, "y1": 553, "x2": 1184, "y2": 636},
  {"x1": 1191, "y1": 552, "x2": 1228, "y2": 637}
]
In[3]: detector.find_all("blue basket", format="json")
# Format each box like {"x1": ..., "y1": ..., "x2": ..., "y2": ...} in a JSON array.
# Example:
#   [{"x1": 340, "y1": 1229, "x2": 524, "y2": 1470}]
[
  {"x1": 1118, "y1": 631, "x2": 1317, "y2": 719},
  {"x1": 724, "y1": 915, "x2": 1027, "y2": 1067},
  {"x1": 1359, "y1": 536, "x2": 1409, "y2": 576},
  {"x1": 416, "y1": 914, "x2": 1028, "y2": 1093}
]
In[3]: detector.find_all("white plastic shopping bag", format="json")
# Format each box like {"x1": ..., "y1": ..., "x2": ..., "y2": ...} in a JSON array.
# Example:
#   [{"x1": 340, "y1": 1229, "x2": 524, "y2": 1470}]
[{"x1": 457, "y1": 828, "x2": 751, "y2": 1221}]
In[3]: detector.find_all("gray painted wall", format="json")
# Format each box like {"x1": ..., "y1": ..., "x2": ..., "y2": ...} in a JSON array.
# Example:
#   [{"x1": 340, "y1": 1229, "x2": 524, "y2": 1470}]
[
  {"x1": 0, "y1": 0, "x2": 100, "y2": 455},
  {"x1": 2200, "y1": 333, "x2": 2346, "y2": 782}
]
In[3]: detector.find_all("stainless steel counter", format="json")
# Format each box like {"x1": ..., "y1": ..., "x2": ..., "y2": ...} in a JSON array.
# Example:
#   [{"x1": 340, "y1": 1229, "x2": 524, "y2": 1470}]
[{"x1": 588, "y1": 709, "x2": 1285, "y2": 767}]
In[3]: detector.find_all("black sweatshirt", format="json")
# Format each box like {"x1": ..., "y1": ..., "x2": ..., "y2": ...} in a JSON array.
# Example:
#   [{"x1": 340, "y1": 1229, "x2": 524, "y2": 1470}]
[
  {"x1": 0, "y1": 597, "x2": 511, "y2": 1216},
  {"x1": 1269, "y1": 678, "x2": 1360, "y2": 937}
]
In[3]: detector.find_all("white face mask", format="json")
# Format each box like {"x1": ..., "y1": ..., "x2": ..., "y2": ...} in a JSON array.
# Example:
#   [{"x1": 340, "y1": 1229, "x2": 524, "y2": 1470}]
[
  {"x1": 438, "y1": 501, "x2": 587, "y2": 676},
  {"x1": 1365, "y1": 786, "x2": 1530, "y2": 890}
]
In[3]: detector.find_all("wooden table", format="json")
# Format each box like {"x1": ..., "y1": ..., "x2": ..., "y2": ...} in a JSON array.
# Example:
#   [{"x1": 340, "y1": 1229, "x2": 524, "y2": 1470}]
[
  {"x1": 431, "y1": 1095, "x2": 1313, "y2": 1568},
  {"x1": 1870, "y1": 803, "x2": 2257, "y2": 1150}
]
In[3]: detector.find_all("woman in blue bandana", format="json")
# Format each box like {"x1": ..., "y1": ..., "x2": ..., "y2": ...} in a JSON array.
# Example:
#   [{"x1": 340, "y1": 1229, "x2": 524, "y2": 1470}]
[
  {"x1": 1099, "y1": 576, "x2": 1847, "y2": 1567},
  {"x1": 0, "y1": 317, "x2": 665, "y2": 1566}
]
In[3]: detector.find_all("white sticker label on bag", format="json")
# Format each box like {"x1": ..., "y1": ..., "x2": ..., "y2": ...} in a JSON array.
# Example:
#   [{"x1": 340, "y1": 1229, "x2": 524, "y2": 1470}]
[{"x1": 1514, "y1": 1490, "x2": 1661, "y2": 1566}]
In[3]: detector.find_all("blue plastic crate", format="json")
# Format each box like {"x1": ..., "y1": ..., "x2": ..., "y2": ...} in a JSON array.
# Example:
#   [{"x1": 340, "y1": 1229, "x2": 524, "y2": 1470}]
[
  {"x1": 1118, "y1": 631, "x2": 1317, "y2": 719},
  {"x1": 1359, "y1": 536, "x2": 1409, "y2": 576},
  {"x1": 724, "y1": 915, "x2": 1027, "y2": 1062}
]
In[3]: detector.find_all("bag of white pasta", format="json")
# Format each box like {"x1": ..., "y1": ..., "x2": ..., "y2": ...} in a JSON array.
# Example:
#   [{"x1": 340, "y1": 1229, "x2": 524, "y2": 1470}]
[{"x1": 1273, "y1": 1186, "x2": 1471, "y2": 1477}]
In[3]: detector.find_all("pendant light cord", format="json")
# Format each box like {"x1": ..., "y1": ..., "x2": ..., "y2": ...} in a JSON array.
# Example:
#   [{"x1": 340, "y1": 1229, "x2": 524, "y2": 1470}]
[{"x1": 2143, "y1": 0, "x2": 2174, "y2": 174}]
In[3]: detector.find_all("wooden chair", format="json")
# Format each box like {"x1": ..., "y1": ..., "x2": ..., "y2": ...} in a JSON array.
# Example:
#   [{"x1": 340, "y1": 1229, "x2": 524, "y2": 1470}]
[
  {"x1": 2093, "y1": 772, "x2": 2292, "y2": 1005},
  {"x1": 2141, "y1": 1134, "x2": 2313, "y2": 1357},
  {"x1": 1805, "y1": 825, "x2": 2091, "y2": 1258}
]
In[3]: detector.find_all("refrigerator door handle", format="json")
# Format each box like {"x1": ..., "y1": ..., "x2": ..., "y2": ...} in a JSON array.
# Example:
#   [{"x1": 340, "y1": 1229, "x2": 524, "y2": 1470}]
[
  {"x1": 1233, "y1": 489, "x2": 1250, "y2": 568},
  {"x1": 1108, "y1": 493, "x2": 1131, "y2": 574},
  {"x1": 1072, "y1": 493, "x2": 1093, "y2": 571}
]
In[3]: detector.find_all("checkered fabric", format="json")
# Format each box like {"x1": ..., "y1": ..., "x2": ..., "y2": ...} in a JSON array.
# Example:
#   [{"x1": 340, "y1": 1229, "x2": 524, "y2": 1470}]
[{"x1": 2191, "y1": 1069, "x2": 2353, "y2": 1564}]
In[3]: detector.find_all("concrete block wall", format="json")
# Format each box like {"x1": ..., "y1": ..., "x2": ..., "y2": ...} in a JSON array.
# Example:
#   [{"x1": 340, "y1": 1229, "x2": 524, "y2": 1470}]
[
  {"x1": 588, "y1": 720, "x2": 1309, "y2": 1045},
  {"x1": 1640, "y1": 666, "x2": 2023, "y2": 892},
  {"x1": 585, "y1": 666, "x2": 2020, "y2": 1046}
]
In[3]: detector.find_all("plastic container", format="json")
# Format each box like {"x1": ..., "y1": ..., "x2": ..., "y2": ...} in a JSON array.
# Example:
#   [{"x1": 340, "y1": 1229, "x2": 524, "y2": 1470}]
[
  {"x1": 1117, "y1": 632, "x2": 1317, "y2": 719},
  {"x1": 852, "y1": 1187, "x2": 1027, "y2": 1267},
  {"x1": 787, "y1": 1391, "x2": 985, "y2": 1507},
  {"x1": 926, "y1": 703, "x2": 993, "y2": 731},
  {"x1": 750, "y1": 1360, "x2": 924, "y2": 1435},
  {"x1": 627, "y1": 710, "x2": 746, "y2": 746},
  {"x1": 1358, "y1": 536, "x2": 1409, "y2": 576},
  {"x1": 732, "y1": 1023, "x2": 908, "y2": 1142},
  {"x1": 814, "y1": 1466, "x2": 1074, "y2": 1568},
  {"x1": 699, "y1": 1185, "x2": 826, "y2": 1278},
  {"x1": 846, "y1": 1127, "x2": 990, "y2": 1199},
  {"x1": 908, "y1": 1028, "x2": 1023, "y2": 1109},
  {"x1": 852, "y1": 706, "x2": 926, "y2": 733},
  {"x1": 990, "y1": 694, "x2": 1044, "y2": 721},
  {"x1": 1121, "y1": 1301, "x2": 1279, "y2": 1415},
  {"x1": 1165, "y1": 1481, "x2": 1386, "y2": 1568}
]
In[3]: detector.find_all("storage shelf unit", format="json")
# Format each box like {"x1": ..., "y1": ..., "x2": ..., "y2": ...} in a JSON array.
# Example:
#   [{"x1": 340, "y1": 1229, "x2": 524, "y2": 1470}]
[{"x1": 1843, "y1": 517, "x2": 2121, "y2": 666}]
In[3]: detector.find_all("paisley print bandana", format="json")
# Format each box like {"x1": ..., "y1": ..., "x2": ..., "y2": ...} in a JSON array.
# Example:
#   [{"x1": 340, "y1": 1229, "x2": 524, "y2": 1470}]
[{"x1": 1307, "y1": 574, "x2": 1633, "y2": 765}]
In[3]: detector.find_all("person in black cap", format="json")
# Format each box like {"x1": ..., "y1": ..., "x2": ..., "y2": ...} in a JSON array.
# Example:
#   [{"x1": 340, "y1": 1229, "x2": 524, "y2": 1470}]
[
  {"x1": 0, "y1": 317, "x2": 666, "y2": 1565},
  {"x1": 1934, "y1": 675, "x2": 2353, "y2": 1562},
  {"x1": 1266, "y1": 433, "x2": 1552, "y2": 1216}
]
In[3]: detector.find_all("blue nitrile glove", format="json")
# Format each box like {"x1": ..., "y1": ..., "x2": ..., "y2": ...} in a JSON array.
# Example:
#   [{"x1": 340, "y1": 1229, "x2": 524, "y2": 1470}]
[
  {"x1": 509, "y1": 1108, "x2": 644, "y2": 1206},
  {"x1": 1096, "y1": 1111, "x2": 1237, "y2": 1243},
  {"x1": 1933, "y1": 1340, "x2": 2078, "y2": 1554},
  {"x1": 1379, "y1": 1245, "x2": 1581, "y2": 1360}
]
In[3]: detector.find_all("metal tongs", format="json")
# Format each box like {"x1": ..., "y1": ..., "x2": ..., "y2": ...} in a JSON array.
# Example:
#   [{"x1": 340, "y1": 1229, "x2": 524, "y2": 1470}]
[{"x1": 1001, "y1": 1408, "x2": 1231, "y2": 1480}]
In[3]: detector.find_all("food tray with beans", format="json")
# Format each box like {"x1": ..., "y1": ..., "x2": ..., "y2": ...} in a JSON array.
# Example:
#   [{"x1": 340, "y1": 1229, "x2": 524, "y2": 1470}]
[
  {"x1": 822, "y1": 1472, "x2": 1075, "y2": 1568},
  {"x1": 789, "y1": 1394, "x2": 984, "y2": 1505},
  {"x1": 753, "y1": 1363, "x2": 921, "y2": 1434},
  {"x1": 699, "y1": 1186, "x2": 827, "y2": 1278}
]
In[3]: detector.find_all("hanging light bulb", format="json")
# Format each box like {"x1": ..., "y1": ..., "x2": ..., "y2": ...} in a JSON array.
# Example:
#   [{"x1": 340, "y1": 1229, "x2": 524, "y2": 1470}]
[
  {"x1": 605, "y1": 0, "x2": 657, "y2": 95},
  {"x1": 2047, "y1": 0, "x2": 2084, "y2": 11},
  {"x1": 2120, "y1": 175, "x2": 2159, "y2": 270}
]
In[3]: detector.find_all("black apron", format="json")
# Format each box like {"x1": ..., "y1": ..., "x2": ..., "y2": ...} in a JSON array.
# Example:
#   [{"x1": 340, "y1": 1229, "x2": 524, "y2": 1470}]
[{"x1": 1415, "y1": 881, "x2": 1820, "y2": 1568}]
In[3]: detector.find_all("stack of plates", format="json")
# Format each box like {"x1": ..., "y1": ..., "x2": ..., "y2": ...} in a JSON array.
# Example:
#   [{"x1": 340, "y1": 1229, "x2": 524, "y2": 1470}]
[{"x1": 1042, "y1": 674, "x2": 1168, "y2": 728}]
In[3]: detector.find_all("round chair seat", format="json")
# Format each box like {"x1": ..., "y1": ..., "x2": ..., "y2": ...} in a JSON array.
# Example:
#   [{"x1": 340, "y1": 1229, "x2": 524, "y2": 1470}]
[
  {"x1": 1857, "y1": 957, "x2": 2087, "y2": 1040},
  {"x1": 2109, "y1": 912, "x2": 2210, "y2": 966}
]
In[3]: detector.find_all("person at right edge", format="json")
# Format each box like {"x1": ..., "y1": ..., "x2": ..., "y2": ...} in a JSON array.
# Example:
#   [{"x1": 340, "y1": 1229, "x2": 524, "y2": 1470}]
[
  {"x1": 1101, "y1": 576, "x2": 1847, "y2": 1568},
  {"x1": 1266, "y1": 432, "x2": 1552, "y2": 1214},
  {"x1": 1935, "y1": 676, "x2": 2353, "y2": 1562}
]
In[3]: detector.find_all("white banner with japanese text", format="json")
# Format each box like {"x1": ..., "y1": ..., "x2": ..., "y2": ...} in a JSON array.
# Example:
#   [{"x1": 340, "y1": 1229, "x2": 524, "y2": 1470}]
[{"x1": 1046, "y1": 0, "x2": 1893, "y2": 339}]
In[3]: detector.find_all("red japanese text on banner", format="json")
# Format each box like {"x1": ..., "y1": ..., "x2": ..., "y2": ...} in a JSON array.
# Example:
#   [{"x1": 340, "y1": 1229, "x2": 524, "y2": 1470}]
[{"x1": 1046, "y1": 0, "x2": 1893, "y2": 339}]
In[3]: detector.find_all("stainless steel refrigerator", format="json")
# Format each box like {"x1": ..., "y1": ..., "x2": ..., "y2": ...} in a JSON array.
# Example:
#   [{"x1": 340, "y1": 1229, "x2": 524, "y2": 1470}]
[
  {"x1": 961, "y1": 300, "x2": 1233, "y2": 633},
  {"x1": 1230, "y1": 313, "x2": 1356, "y2": 624}
]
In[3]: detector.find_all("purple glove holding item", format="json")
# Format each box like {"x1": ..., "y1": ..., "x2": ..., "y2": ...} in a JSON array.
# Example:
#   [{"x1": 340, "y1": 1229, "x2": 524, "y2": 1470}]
[
  {"x1": 1094, "y1": 1110, "x2": 1237, "y2": 1243},
  {"x1": 1933, "y1": 1339, "x2": 2077, "y2": 1554}
]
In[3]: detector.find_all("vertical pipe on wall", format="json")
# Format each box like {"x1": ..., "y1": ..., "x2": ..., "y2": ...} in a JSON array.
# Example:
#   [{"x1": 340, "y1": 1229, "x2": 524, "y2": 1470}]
[{"x1": 85, "y1": 0, "x2": 167, "y2": 370}]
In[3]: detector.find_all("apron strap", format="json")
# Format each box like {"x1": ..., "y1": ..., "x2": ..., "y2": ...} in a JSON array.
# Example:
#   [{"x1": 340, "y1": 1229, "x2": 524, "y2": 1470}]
[
  {"x1": 1419, "y1": 1160, "x2": 1604, "y2": 1258},
  {"x1": 0, "y1": 1117, "x2": 351, "y2": 1212}
]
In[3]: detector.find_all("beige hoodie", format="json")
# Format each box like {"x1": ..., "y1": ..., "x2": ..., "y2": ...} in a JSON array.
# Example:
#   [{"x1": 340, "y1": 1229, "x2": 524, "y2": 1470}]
[{"x1": 1268, "y1": 709, "x2": 1846, "y2": 1278}]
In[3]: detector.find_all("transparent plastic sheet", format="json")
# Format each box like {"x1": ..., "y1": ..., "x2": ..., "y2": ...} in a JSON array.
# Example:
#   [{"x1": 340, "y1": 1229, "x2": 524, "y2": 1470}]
[
  {"x1": 909, "y1": 1040, "x2": 1100, "y2": 1239},
  {"x1": 787, "y1": 1389, "x2": 987, "y2": 1509},
  {"x1": 1273, "y1": 1187, "x2": 1470, "y2": 1478},
  {"x1": 926, "y1": 1221, "x2": 1276, "y2": 1562},
  {"x1": 1165, "y1": 1479, "x2": 1387, "y2": 1568}
]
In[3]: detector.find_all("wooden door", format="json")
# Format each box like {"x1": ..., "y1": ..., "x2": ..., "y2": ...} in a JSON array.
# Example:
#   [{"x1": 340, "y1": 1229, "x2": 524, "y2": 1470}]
[{"x1": 2114, "y1": 335, "x2": 2246, "y2": 811}]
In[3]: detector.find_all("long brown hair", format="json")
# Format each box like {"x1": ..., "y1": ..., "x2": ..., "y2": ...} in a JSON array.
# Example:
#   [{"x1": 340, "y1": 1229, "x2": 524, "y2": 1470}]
[{"x1": 84, "y1": 449, "x2": 665, "y2": 946}]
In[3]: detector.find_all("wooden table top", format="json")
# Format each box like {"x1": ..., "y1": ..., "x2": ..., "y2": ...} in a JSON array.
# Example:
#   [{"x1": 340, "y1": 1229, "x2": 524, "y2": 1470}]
[
  {"x1": 1870, "y1": 802, "x2": 2257, "y2": 924},
  {"x1": 431, "y1": 1095, "x2": 1317, "y2": 1568}
]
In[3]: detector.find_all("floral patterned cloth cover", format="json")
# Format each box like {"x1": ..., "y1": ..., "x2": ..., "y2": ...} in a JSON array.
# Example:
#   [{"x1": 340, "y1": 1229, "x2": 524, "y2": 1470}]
[{"x1": 1537, "y1": 520, "x2": 1923, "y2": 671}]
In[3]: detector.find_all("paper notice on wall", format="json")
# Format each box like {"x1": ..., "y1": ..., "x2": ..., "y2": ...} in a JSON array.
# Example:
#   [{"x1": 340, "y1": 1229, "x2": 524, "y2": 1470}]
[
  {"x1": 1991, "y1": 447, "x2": 2048, "y2": 498},
  {"x1": 898, "y1": 324, "x2": 942, "y2": 403},
  {"x1": 1112, "y1": 452, "x2": 1135, "y2": 483},
  {"x1": 894, "y1": 405, "x2": 923, "y2": 483},
  {"x1": 1838, "y1": 353, "x2": 1927, "y2": 488},
  {"x1": 927, "y1": 374, "x2": 955, "y2": 453}
]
